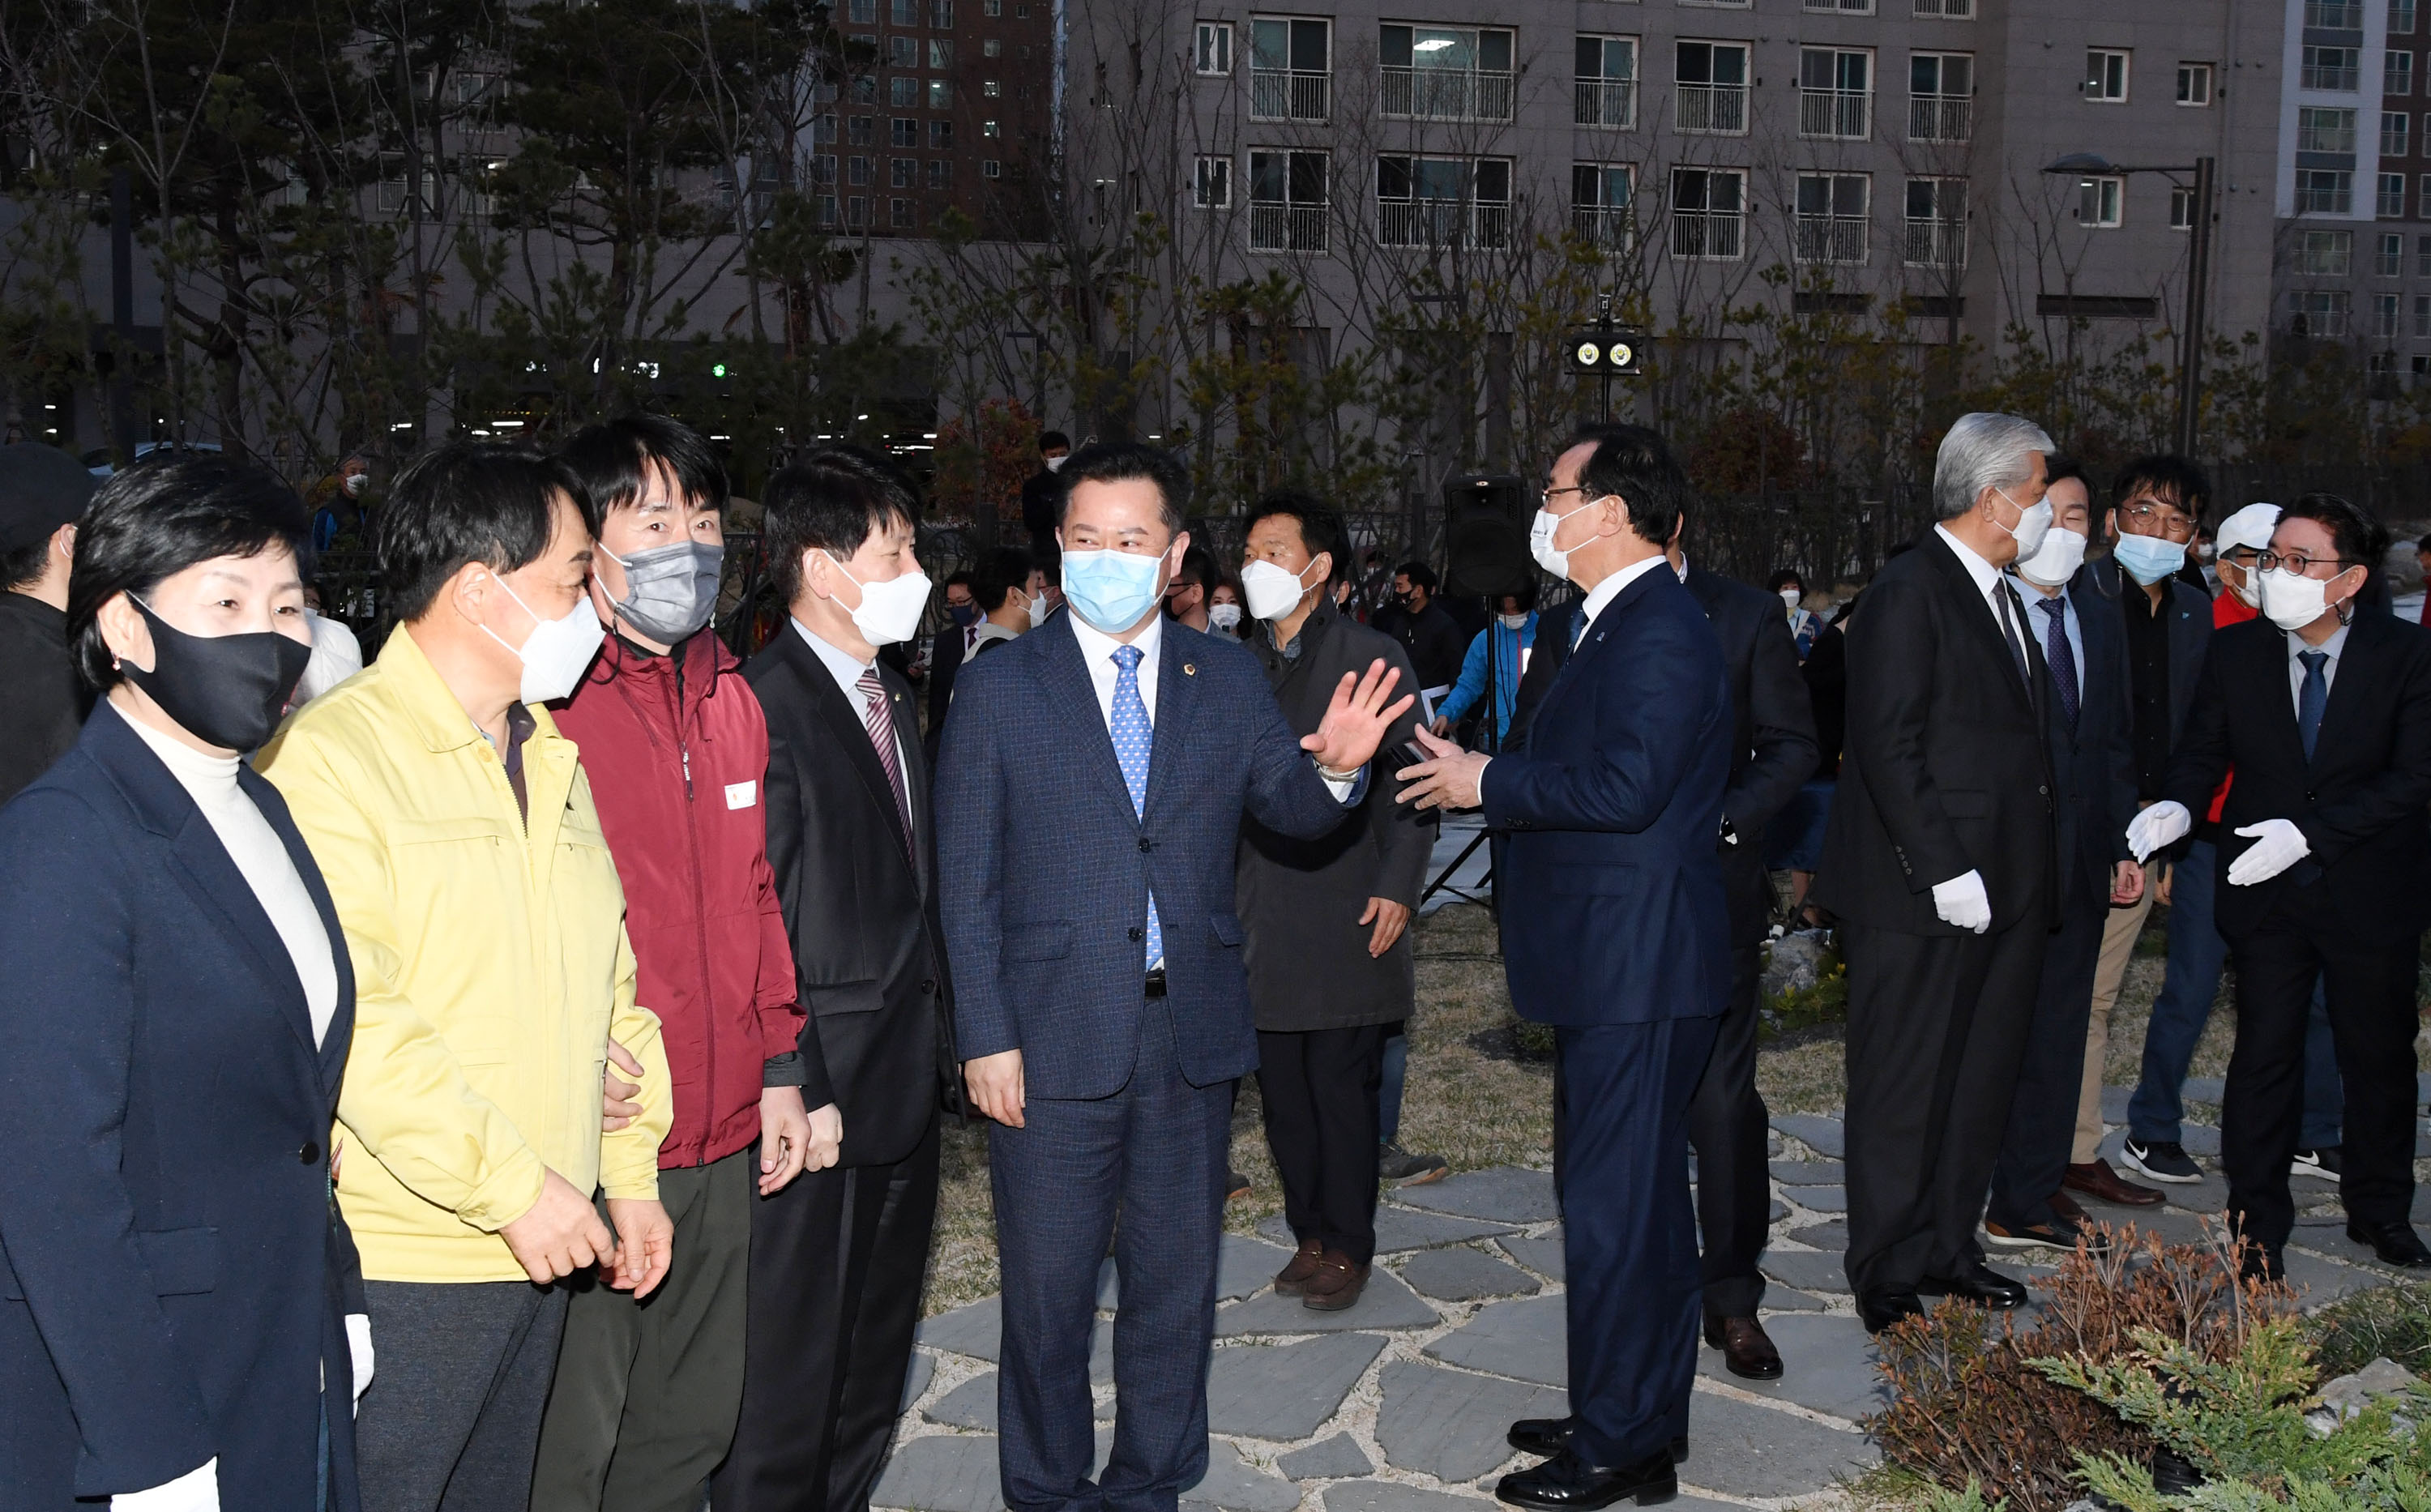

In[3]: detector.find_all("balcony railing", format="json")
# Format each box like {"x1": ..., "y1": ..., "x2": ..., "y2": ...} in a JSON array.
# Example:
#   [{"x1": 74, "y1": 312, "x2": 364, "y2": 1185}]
[
  {"x1": 1908, "y1": 94, "x2": 1972, "y2": 141},
  {"x1": 1249, "y1": 202, "x2": 1328, "y2": 252},
  {"x1": 1378, "y1": 199, "x2": 1510, "y2": 250},
  {"x1": 1676, "y1": 83, "x2": 1749, "y2": 134},
  {"x1": 1793, "y1": 213, "x2": 1868, "y2": 264},
  {"x1": 1798, "y1": 87, "x2": 1872, "y2": 139},
  {"x1": 1571, "y1": 203, "x2": 1634, "y2": 250},
  {"x1": 2305, "y1": 1, "x2": 2364, "y2": 28},
  {"x1": 2299, "y1": 121, "x2": 2358, "y2": 152},
  {"x1": 1669, "y1": 207, "x2": 1744, "y2": 258},
  {"x1": 1574, "y1": 78, "x2": 1638, "y2": 127},
  {"x1": 1903, "y1": 215, "x2": 1968, "y2": 268},
  {"x1": 2297, "y1": 177, "x2": 2355, "y2": 214},
  {"x1": 1250, "y1": 66, "x2": 1331, "y2": 121},
  {"x1": 2301, "y1": 62, "x2": 2361, "y2": 90},
  {"x1": 1380, "y1": 66, "x2": 1515, "y2": 122}
]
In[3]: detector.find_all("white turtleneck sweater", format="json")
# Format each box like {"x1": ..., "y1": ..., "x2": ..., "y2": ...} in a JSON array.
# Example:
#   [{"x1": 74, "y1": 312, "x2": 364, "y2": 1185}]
[{"x1": 121, "y1": 707, "x2": 339, "y2": 1046}]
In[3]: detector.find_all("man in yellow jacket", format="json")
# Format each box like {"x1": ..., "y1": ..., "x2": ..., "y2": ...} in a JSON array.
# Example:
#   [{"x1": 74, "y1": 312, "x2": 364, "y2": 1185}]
[{"x1": 259, "y1": 445, "x2": 674, "y2": 1512}]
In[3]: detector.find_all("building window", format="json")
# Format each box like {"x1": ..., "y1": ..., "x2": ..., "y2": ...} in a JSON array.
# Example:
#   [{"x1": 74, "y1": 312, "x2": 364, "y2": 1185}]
[
  {"x1": 1804, "y1": 0, "x2": 1871, "y2": 11},
  {"x1": 846, "y1": 195, "x2": 868, "y2": 225},
  {"x1": 891, "y1": 156, "x2": 916, "y2": 188},
  {"x1": 981, "y1": 159, "x2": 1002, "y2": 178},
  {"x1": 983, "y1": 79, "x2": 1002, "y2": 96},
  {"x1": 2420, "y1": 233, "x2": 2431, "y2": 275},
  {"x1": 2176, "y1": 62, "x2": 2213, "y2": 105},
  {"x1": 929, "y1": 120, "x2": 952, "y2": 147},
  {"x1": 891, "y1": 117, "x2": 918, "y2": 147},
  {"x1": 887, "y1": 34, "x2": 916, "y2": 68},
  {"x1": 2416, "y1": 294, "x2": 2431, "y2": 337},
  {"x1": 982, "y1": 119, "x2": 1001, "y2": 136},
  {"x1": 848, "y1": 156, "x2": 872, "y2": 185},
  {"x1": 2296, "y1": 229, "x2": 2354, "y2": 275},
  {"x1": 1571, "y1": 162, "x2": 1634, "y2": 249},
  {"x1": 1575, "y1": 36, "x2": 1638, "y2": 128},
  {"x1": 2393, "y1": 50, "x2": 2417, "y2": 96},
  {"x1": 927, "y1": 79, "x2": 951, "y2": 109},
  {"x1": 1904, "y1": 177, "x2": 1967, "y2": 267},
  {"x1": 983, "y1": 38, "x2": 1002, "y2": 57},
  {"x1": 848, "y1": 0, "x2": 874, "y2": 19},
  {"x1": 1378, "y1": 25, "x2": 1515, "y2": 122},
  {"x1": 2382, "y1": 232, "x2": 2408, "y2": 275},
  {"x1": 930, "y1": 0, "x2": 952, "y2": 23},
  {"x1": 848, "y1": 116, "x2": 874, "y2": 146},
  {"x1": 852, "y1": 74, "x2": 877, "y2": 105},
  {"x1": 984, "y1": 0, "x2": 1000, "y2": 13},
  {"x1": 2400, "y1": 0, "x2": 2420, "y2": 34},
  {"x1": 1251, "y1": 16, "x2": 1332, "y2": 122},
  {"x1": 2169, "y1": 185, "x2": 2195, "y2": 229},
  {"x1": 2305, "y1": 0, "x2": 2362, "y2": 24},
  {"x1": 1798, "y1": 48, "x2": 1873, "y2": 139},
  {"x1": 1676, "y1": 41, "x2": 1751, "y2": 134},
  {"x1": 1668, "y1": 166, "x2": 1746, "y2": 258},
  {"x1": 1909, "y1": 52, "x2": 1973, "y2": 141},
  {"x1": 1249, "y1": 147, "x2": 1329, "y2": 252},
  {"x1": 2296, "y1": 169, "x2": 2354, "y2": 214},
  {"x1": 2083, "y1": 49, "x2": 2129, "y2": 102},
  {"x1": 925, "y1": 159, "x2": 951, "y2": 189},
  {"x1": 2375, "y1": 293, "x2": 2403, "y2": 339},
  {"x1": 891, "y1": 197, "x2": 915, "y2": 229},
  {"x1": 1375, "y1": 155, "x2": 1511, "y2": 248},
  {"x1": 1194, "y1": 22, "x2": 1232, "y2": 75},
  {"x1": 2387, "y1": 110, "x2": 2413, "y2": 157},
  {"x1": 817, "y1": 194, "x2": 839, "y2": 225},
  {"x1": 1794, "y1": 172, "x2": 1869, "y2": 263},
  {"x1": 1912, "y1": 0, "x2": 1972, "y2": 13},
  {"x1": 2382, "y1": 172, "x2": 2409, "y2": 216},
  {"x1": 2303, "y1": 46, "x2": 2362, "y2": 91},
  {"x1": 1194, "y1": 154, "x2": 1233, "y2": 208},
  {"x1": 929, "y1": 38, "x2": 951, "y2": 67},
  {"x1": 2075, "y1": 174, "x2": 2123, "y2": 227},
  {"x1": 2299, "y1": 107, "x2": 2358, "y2": 154},
  {"x1": 888, "y1": 75, "x2": 917, "y2": 106},
  {"x1": 890, "y1": 0, "x2": 914, "y2": 21}
]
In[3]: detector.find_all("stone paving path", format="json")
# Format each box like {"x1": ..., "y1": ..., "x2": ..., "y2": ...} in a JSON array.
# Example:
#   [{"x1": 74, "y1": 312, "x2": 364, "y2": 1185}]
[{"x1": 874, "y1": 1099, "x2": 2431, "y2": 1512}]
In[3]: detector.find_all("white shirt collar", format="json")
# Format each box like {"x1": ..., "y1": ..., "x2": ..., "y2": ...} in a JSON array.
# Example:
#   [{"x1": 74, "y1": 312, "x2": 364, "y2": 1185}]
[
  {"x1": 792, "y1": 617, "x2": 878, "y2": 699},
  {"x1": 1067, "y1": 604, "x2": 1163, "y2": 671},
  {"x1": 1578, "y1": 553, "x2": 1674, "y2": 638},
  {"x1": 2288, "y1": 620, "x2": 2351, "y2": 665},
  {"x1": 1933, "y1": 523, "x2": 2005, "y2": 600}
]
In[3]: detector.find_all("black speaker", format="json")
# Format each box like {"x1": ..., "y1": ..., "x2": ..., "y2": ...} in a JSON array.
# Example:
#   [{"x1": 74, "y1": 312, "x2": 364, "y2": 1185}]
[{"x1": 1442, "y1": 474, "x2": 1532, "y2": 601}]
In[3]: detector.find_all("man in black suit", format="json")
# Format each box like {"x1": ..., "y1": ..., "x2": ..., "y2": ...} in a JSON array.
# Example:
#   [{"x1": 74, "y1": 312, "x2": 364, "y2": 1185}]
[
  {"x1": 1019, "y1": 429, "x2": 1072, "y2": 562},
  {"x1": 715, "y1": 446, "x2": 953, "y2": 1512},
  {"x1": 1983, "y1": 459, "x2": 2146, "y2": 1251},
  {"x1": 1812, "y1": 412, "x2": 2058, "y2": 1333},
  {"x1": 1387, "y1": 561, "x2": 1468, "y2": 719},
  {"x1": 1660, "y1": 520, "x2": 1817, "y2": 1379},
  {"x1": 2129, "y1": 492, "x2": 2431, "y2": 1279},
  {"x1": 923, "y1": 570, "x2": 978, "y2": 763}
]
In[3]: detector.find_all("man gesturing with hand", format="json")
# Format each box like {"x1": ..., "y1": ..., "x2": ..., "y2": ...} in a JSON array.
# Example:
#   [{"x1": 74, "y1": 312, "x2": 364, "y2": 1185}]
[{"x1": 1810, "y1": 414, "x2": 2060, "y2": 1335}]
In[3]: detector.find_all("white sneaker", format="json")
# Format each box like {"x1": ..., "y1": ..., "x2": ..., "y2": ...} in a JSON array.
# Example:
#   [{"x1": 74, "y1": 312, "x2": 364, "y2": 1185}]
[{"x1": 2290, "y1": 1147, "x2": 2343, "y2": 1183}]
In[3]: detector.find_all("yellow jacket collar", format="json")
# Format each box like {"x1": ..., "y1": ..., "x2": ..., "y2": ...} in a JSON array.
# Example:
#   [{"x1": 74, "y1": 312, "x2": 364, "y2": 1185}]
[{"x1": 376, "y1": 622, "x2": 566, "y2": 754}]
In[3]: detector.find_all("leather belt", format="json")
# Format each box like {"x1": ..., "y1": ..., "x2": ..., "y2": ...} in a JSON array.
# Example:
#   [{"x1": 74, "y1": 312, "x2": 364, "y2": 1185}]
[{"x1": 1144, "y1": 968, "x2": 1168, "y2": 998}]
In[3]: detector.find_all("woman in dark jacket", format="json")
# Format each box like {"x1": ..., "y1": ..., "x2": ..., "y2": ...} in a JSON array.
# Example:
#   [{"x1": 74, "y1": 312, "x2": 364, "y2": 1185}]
[{"x1": 0, "y1": 458, "x2": 362, "y2": 1511}]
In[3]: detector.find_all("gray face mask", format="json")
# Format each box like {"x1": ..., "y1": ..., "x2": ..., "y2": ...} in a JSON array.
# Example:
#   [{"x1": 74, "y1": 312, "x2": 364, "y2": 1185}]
[{"x1": 605, "y1": 538, "x2": 724, "y2": 643}]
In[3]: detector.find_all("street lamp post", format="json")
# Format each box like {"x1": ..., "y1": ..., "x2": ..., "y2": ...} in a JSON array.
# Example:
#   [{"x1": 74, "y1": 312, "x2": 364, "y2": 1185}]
[{"x1": 2043, "y1": 152, "x2": 2217, "y2": 458}]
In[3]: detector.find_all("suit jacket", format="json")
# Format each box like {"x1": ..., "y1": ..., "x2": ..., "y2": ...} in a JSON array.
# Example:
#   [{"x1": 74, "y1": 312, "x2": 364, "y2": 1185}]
[
  {"x1": 925, "y1": 619, "x2": 970, "y2": 764},
  {"x1": 936, "y1": 613, "x2": 1349, "y2": 1100},
  {"x1": 1506, "y1": 599, "x2": 1574, "y2": 756},
  {"x1": 2025, "y1": 568, "x2": 2139, "y2": 912},
  {"x1": 1482, "y1": 565, "x2": 1734, "y2": 1026},
  {"x1": 0, "y1": 704, "x2": 361, "y2": 1509},
  {"x1": 746, "y1": 626, "x2": 952, "y2": 1168},
  {"x1": 1683, "y1": 565, "x2": 1820, "y2": 942},
  {"x1": 1237, "y1": 597, "x2": 1436, "y2": 1031},
  {"x1": 1813, "y1": 532, "x2": 2057, "y2": 935},
  {"x1": 0, "y1": 592, "x2": 83, "y2": 809},
  {"x1": 2161, "y1": 610, "x2": 2431, "y2": 945}
]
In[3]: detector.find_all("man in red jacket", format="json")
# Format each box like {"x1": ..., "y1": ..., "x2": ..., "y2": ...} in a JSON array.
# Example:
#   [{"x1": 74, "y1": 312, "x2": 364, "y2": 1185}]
[{"x1": 532, "y1": 415, "x2": 821, "y2": 1511}]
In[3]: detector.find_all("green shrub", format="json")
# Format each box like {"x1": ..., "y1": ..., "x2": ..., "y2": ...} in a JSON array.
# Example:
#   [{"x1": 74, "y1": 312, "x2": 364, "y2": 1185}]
[{"x1": 2310, "y1": 1279, "x2": 2431, "y2": 1380}]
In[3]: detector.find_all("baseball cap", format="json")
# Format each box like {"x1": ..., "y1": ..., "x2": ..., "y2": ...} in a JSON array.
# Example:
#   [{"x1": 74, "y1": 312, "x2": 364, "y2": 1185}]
[
  {"x1": 0, "y1": 444, "x2": 97, "y2": 553},
  {"x1": 2213, "y1": 502, "x2": 2280, "y2": 557}
]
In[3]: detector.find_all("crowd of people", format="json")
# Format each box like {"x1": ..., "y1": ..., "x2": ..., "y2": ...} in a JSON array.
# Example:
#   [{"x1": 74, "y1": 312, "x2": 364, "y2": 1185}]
[{"x1": 0, "y1": 404, "x2": 2423, "y2": 1512}]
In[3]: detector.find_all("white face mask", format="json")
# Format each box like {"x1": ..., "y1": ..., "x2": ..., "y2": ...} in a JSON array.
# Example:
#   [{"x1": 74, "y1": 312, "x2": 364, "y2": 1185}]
[
  {"x1": 822, "y1": 549, "x2": 932, "y2": 647},
  {"x1": 2013, "y1": 527, "x2": 2089, "y2": 588},
  {"x1": 1042, "y1": 454, "x2": 1067, "y2": 473},
  {"x1": 1241, "y1": 557, "x2": 1322, "y2": 621},
  {"x1": 1990, "y1": 488, "x2": 2053, "y2": 561},
  {"x1": 481, "y1": 576, "x2": 605, "y2": 705},
  {"x1": 1530, "y1": 498, "x2": 1598, "y2": 580},
  {"x1": 1499, "y1": 612, "x2": 1529, "y2": 630},
  {"x1": 2228, "y1": 562, "x2": 2264, "y2": 609},
  {"x1": 1207, "y1": 602, "x2": 1243, "y2": 632},
  {"x1": 2259, "y1": 566, "x2": 2343, "y2": 633},
  {"x1": 1779, "y1": 587, "x2": 1801, "y2": 610},
  {"x1": 342, "y1": 471, "x2": 368, "y2": 498},
  {"x1": 1026, "y1": 588, "x2": 1054, "y2": 628}
]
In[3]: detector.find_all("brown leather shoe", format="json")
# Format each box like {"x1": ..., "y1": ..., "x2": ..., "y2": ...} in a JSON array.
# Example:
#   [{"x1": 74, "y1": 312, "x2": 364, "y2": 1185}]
[
  {"x1": 1701, "y1": 1315, "x2": 1783, "y2": 1381},
  {"x1": 1274, "y1": 1237, "x2": 1324, "y2": 1296},
  {"x1": 2064, "y1": 1158, "x2": 2164, "y2": 1207},
  {"x1": 1301, "y1": 1252, "x2": 1370, "y2": 1312}
]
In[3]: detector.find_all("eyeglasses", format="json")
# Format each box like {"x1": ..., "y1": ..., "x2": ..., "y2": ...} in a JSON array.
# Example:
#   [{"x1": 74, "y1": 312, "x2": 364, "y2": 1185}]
[
  {"x1": 2255, "y1": 549, "x2": 2356, "y2": 578},
  {"x1": 2118, "y1": 499, "x2": 2197, "y2": 542},
  {"x1": 1540, "y1": 485, "x2": 1591, "y2": 508}
]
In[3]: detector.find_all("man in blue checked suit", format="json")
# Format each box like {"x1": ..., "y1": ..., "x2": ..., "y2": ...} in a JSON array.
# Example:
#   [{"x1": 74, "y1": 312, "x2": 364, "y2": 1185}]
[
  {"x1": 935, "y1": 442, "x2": 1411, "y2": 1512},
  {"x1": 1403, "y1": 425, "x2": 1732, "y2": 1511}
]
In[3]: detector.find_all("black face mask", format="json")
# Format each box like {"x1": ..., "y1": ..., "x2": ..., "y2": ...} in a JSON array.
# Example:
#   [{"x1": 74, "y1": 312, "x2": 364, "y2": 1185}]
[{"x1": 121, "y1": 596, "x2": 314, "y2": 753}]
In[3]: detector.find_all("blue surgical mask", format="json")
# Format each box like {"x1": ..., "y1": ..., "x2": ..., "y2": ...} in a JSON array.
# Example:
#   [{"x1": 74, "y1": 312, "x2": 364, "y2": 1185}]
[
  {"x1": 1060, "y1": 548, "x2": 1168, "y2": 633},
  {"x1": 2112, "y1": 532, "x2": 2188, "y2": 585}
]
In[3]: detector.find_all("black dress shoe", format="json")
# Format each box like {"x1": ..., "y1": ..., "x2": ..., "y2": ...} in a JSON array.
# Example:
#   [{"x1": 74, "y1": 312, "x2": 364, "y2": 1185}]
[
  {"x1": 1857, "y1": 1288, "x2": 1925, "y2": 1334},
  {"x1": 1496, "y1": 1448, "x2": 1677, "y2": 1510},
  {"x1": 1703, "y1": 1316, "x2": 1784, "y2": 1380},
  {"x1": 1507, "y1": 1420, "x2": 1686, "y2": 1465},
  {"x1": 1916, "y1": 1262, "x2": 2028, "y2": 1309},
  {"x1": 2349, "y1": 1219, "x2": 2431, "y2": 1268}
]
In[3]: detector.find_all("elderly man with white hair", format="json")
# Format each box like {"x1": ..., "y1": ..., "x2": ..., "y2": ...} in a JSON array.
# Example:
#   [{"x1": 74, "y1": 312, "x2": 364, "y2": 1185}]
[{"x1": 1812, "y1": 412, "x2": 2061, "y2": 1334}]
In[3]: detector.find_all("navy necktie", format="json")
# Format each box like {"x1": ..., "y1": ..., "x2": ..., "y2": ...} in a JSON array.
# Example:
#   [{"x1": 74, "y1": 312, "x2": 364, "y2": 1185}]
[
  {"x1": 2036, "y1": 597, "x2": 2079, "y2": 732},
  {"x1": 2298, "y1": 649, "x2": 2329, "y2": 761}
]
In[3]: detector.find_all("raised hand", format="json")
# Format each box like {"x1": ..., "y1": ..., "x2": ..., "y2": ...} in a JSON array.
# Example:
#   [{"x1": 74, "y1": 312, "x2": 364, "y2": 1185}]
[{"x1": 1301, "y1": 659, "x2": 1413, "y2": 775}]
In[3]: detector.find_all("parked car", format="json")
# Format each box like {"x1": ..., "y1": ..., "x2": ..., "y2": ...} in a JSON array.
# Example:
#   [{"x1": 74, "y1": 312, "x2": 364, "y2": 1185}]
[{"x1": 82, "y1": 440, "x2": 222, "y2": 478}]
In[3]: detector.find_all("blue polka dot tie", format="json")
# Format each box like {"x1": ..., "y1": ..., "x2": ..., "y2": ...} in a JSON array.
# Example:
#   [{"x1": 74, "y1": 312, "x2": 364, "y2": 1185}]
[{"x1": 1111, "y1": 645, "x2": 1163, "y2": 970}]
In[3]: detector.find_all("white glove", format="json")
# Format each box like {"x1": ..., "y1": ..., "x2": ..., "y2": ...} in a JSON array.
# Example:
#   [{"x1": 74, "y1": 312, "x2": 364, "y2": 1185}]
[
  {"x1": 111, "y1": 1458, "x2": 217, "y2": 1512},
  {"x1": 1931, "y1": 869, "x2": 1992, "y2": 933},
  {"x1": 346, "y1": 1312, "x2": 374, "y2": 1408},
  {"x1": 2227, "y1": 818, "x2": 2310, "y2": 886},
  {"x1": 2126, "y1": 801, "x2": 2192, "y2": 863}
]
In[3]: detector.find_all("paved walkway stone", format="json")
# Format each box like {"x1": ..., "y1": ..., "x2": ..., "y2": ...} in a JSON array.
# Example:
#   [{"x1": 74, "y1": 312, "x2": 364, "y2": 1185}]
[
  {"x1": 1188, "y1": 1440, "x2": 1304, "y2": 1511},
  {"x1": 926, "y1": 1372, "x2": 1000, "y2": 1429},
  {"x1": 1377, "y1": 1361, "x2": 1569, "y2": 1483},
  {"x1": 1278, "y1": 1435, "x2": 1375, "y2": 1481},
  {"x1": 1391, "y1": 1166, "x2": 1560, "y2": 1225},
  {"x1": 1762, "y1": 1285, "x2": 1827, "y2": 1313},
  {"x1": 2284, "y1": 1246, "x2": 2385, "y2": 1305},
  {"x1": 1769, "y1": 1113, "x2": 1846, "y2": 1159},
  {"x1": 873, "y1": 1433, "x2": 1002, "y2": 1512},
  {"x1": 1785, "y1": 1185, "x2": 1848, "y2": 1214},
  {"x1": 1758, "y1": 1249, "x2": 1849, "y2": 1293},
  {"x1": 1208, "y1": 1334, "x2": 1389, "y2": 1440},
  {"x1": 903, "y1": 1352, "x2": 934, "y2": 1411},
  {"x1": 1326, "y1": 1484, "x2": 1496, "y2": 1512},
  {"x1": 1423, "y1": 1295, "x2": 1566, "y2": 1387},
  {"x1": 1685, "y1": 1388, "x2": 1878, "y2": 1498},
  {"x1": 1401, "y1": 1247, "x2": 1540, "y2": 1301},
  {"x1": 1497, "y1": 1234, "x2": 1564, "y2": 1279},
  {"x1": 1769, "y1": 1159, "x2": 1844, "y2": 1185},
  {"x1": 1260, "y1": 1209, "x2": 1518, "y2": 1255},
  {"x1": 1787, "y1": 1221, "x2": 1848, "y2": 1251},
  {"x1": 1698, "y1": 1313, "x2": 1888, "y2": 1420},
  {"x1": 1218, "y1": 1266, "x2": 1440, "y2": 1335},
  {"x1": 919, "y1": 1296, "x2": 1004, "y2": 1361}
]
